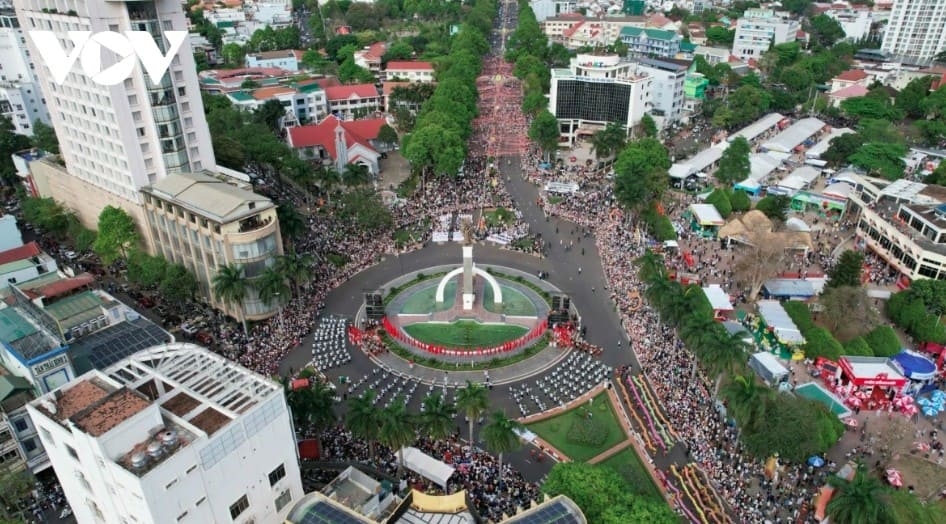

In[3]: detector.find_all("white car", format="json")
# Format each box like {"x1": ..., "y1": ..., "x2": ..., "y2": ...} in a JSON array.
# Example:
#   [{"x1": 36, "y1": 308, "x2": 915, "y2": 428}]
[{"x1": 64, "y1": 250, "x2": 78, "y2": 260}]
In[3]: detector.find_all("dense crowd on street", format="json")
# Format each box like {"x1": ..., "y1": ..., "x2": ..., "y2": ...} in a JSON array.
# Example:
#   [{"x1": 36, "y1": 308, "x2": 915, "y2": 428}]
[{"x1": 314, "y1": 426, "x2": 541, "y2": 522}]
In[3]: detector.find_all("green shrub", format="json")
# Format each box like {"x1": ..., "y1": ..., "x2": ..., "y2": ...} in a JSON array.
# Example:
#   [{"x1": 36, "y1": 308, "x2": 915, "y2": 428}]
[
  {"x1": 705, "y1": 188, "x2": 732, "y2": 218},
  {"x1": 803, "y1": 327, "x2": 843, "y2": 360},
  {"x1": 782, "y1": 301, "x2": 815, "y2": 331},
  {"x1": 843, "y1": 337, "x2": 873, "y2": 357},
  {"x1": 730, "y1": 189, "x2": 752, "y2": 212},
  {"x1": 863, "y1": 325, "x2": 902, "y2": 357},
  {"x1": 650, "y1": 214, "x2": 678, "y2": 241}
]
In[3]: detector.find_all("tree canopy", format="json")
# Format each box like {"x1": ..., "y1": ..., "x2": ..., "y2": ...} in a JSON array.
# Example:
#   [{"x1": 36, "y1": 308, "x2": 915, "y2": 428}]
[
  {"x1": 613, "y1": 138, "x2": 671, "y2": 210},
  {"x1": 826, "y1": 250, "x2": 864, "y2": 288},
  {"x1": 541, "y1": 463, "x2": 677, "y2": 523},
  {"x1": 716, "y1": 136, "x2": 751, "y2": 185},
  {"x1": 93, "y1": 206, "x2": 140, "y2": 265}
]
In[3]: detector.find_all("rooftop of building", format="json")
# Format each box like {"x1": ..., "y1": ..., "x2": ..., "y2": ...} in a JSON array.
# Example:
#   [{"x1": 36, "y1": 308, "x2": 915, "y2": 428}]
[
  {"x1": 247, "y1": 49, "x2": 304, "y2": 61},
  {"x1": 287, "y1": 115, "x2": 386, "y2": 156},
  {"x1": 0, "y1": 306, "x2": 60, "y2": 362},
  {"x1": 68, "y1": 315, "x2": 172, "y2": 375},
  {"x1": 636, "y1": 56, "x2": 691, "y2": 71},
  {"x1": 43, "y1": 290, "x2": 110, "y2": 327},
  {"x1": 619, "y1": 25, "x2": 678, "y2": 40},
  {"x1": 385, "y1": 60, "x2": 434, "y2": 71},
  {"x1": 836, "y1": 69, "x2": 869, "y2": 82},
  {"x1": 143, "y1": 171, "x2": 274, "y2": 224},
  {"x1": 324, "y1": 83, "x2": 380, "y2": 101},
  {"x1": 12, "y1": 272, "x2": 95, "y2": 301}
]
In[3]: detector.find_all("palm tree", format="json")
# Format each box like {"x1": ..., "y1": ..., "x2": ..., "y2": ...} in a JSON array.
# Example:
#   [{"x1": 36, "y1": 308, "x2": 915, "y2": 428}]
[
  {"x1": 316, "y1": 167, "x2": 341, "y2": 202},
  {"x1": 378, "y1": 397, "x2": 416, "y2": 477},
  {"x1": 256, "y1": 266, "x2": 290, "y2": 309},
  {"x1": 827, "y1": 464, "x2": 895, "y2": 524},
  {"x1": 720, "y1": 374, "x2": 774, "y2": 429},
  {"x1": 455, "y1": 381, "x2": 489, "y2": 445},
  {"x1": 635, "y1": 249, "x2": 667, "y2": 284},
  {"x1": 589, "y1": 122, "x2": 627, "y2": 160},
  {"x1": 342, "y1": 163, "x2": 371, "y2": 187},
  {"x1": 212, "y1": 263, "x2": 251, "y2": 334},
  {"x1": 347, "y1": 391, "x2": 381, "y2": 459},
  {"x1": 276, "y1": 205, "x2": 306, "y2": 250},
  {"x1": 284, "y1": 378, "x2": 336, "y2": 436},
  {"x1": 481, "y1": 410, "x2": 524, "y2": 482},
  {"x1": 421, "y1": 393, "x2": 457, "y2": 441},
  {"x1": 276, "y1": 252, "x2": 313, "y2": 296}
]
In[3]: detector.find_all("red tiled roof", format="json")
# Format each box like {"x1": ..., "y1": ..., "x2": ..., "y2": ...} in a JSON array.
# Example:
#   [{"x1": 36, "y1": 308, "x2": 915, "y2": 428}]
[
  {"x1": 311, "y1": 77, "x2": 341, "y2": 90},
  {"x1": 360, "y1": 42, "x2": 387, "y2": 62},
  {"x1": 324, "y1": 83, "x2": 379, "y2": 101},
  {"x1": 209, "y1": 67, "x2": 288, "y2": 81},
  {"x1": 336, "y1": 26, "x2": 351, "y2": 35},
  {"x1": 836, "y1": 69, "x2": 868, "y2": 82},
  {"x1": 0, "y1": 242, "x2": 40, "y2": 265},
  {"x1": 251, "y1": 86, "x2": 296, "y2": 100},
  {"x1": 563, "y1": 21, "x2": 584, "y2": 38},
  {"x1": 287, "y1": 115, "x2": 385, "y2": 159},
  {"x1": 796, "y1": 30, "x2": 807, "y2": 38},
  {"x1": 647, "y1": 13, "x2": 672, "y2": 27},
  {"x1": 382, "y1": 81, "x2": 412, "y2": 96},
  {"x1": 37, "y1": 273, "x2": 95, "y2": 299},
  {"x1": 386, "y1": 61, "x2": 433, "y2": 71},
  {"x1": 933, "y1": 73, "x2": 946, "y2": 91},
  {"x1": 830, "y1": 84, "x2": 869, "y2": 99}
]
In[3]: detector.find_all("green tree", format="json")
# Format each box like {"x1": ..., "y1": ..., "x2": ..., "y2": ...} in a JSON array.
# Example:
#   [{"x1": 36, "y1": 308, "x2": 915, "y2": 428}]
[
  {"x1": 378, "y1": 397, "x2": 416, "y2": 476},
  {"x1": 420, "y1": 392, "x2": 456, "y2": 441},
  {"x1": 285, "y1": 378, "x2": 337, "y2": 435},
  {"x1": 256, "y1": 266, "x2": 290, "y2": 308},
  {"x1": 481, "y1": 410, "x2": 524, "y2": 482},
  {"x1": 827, "y1": 464, "x2": 896, "y2": 524},
  {"x1": 276, "y1": 205, "x2": 306, "y2": 251},
  {"x1": 93, "y1": 205, "x2": 140, "y2": 265},
  {"x1": 347, "y1": 390, "x2": 381, "y2": 458},
  {"x1": 221, "y1": 43, "x2": 245, "y2": 67},
  {"x1": 337, "y1": 188, "x2": 393, "y2": 231},
  {"x1": 818, "y1": 286, "x2": 877, "y2": 342},
  {"x1": 377, "y1": 124, "x2": 398, "y2": 148},
  {"x1": 754, "y1": 195, "x2": 790, "y2": 221},
  {"x1": 713, "y1": 85, "x2": 770, "y2": 129},
  {"x1": 844, "y1": 336, "x2": 874, "y2": 356},
  {"x1": 705, "y1": 188, "x2": 732, "y2": 218},
  {"x1": 721, "y1": 374, "x2": 774, "y2": 430},
  {"x1": 276, "y1": 252, "x2": 312, "y2": 296},
  {"x1": 31, "y1": 120, "x2": 59, "y2": 154},
  {"x1": 455, "y1": 381, "x2": 489, "y2": 445},
  {"x1": 338, "y1": 57, "x2": 375, "y2": 83},
  {"x1": 341, "y1": 162, "x2": 371, "y2": 187},
  {"x1": 159, "y1": 263, "x2": 198, "y2": 303},
  {"x1": 521, "y1": 90, "x2": 547, "y2": 116},
  {"x1": 826, "y1": 250, "x2": 864, "y2": 288},
  {"x1": 896, "y1": 76, "x2": 933, "y2": 119},
  {"x1": 716, "y1": 136, "x2": 751, "y2": 185},
  {"x1": 706, "y1": 26, "x2": 734, "y2": 45},
  {"x1": 840, "y1": 96, "x2": 902, "y2": 122},
  {"x1": 638, "y1": 114, "x2": 657, "y2": 138},
  {"x1": 743, "y1": 395, "x2": 844, "y2": 462},
  {"x1": 541, "y1": 463, "x2": 676, "y2": 523},
  {"x1": 613, "y1": 138, "x2": 671, "y2": 210},
  {"x1": 635, "y1": 250, "x2": 667, "y2": 283},
  {"x1": 730, "y1": 189, "x2": 751, "y2": 212},
  {"x1": 863, "y1": 325, "x2": 903, "y2": 357},
  {"x1": 0, "y1": 117, "x2": 31, "y2": 185},
  {"x1": 808, "y1": 14, "x2": 845, "y2": 48},
  {"x1": 383, "y1": 41, "x2": 414, "y2": 62},
  {"x1": 528, "y1": 110, "x2": 560, "y2": 161},
  {"x1": 212, "y1": 263, "x2": 251, "y2": 334},
  {"x1": 589, "y1": 122, "x2": 627, "y2": 160},
  {"x1": 822, "y1": 132, "x2": 865, "y2": 168},
  {"x1": 849, "y1": 142, "x2": 907, "y2": 180}
]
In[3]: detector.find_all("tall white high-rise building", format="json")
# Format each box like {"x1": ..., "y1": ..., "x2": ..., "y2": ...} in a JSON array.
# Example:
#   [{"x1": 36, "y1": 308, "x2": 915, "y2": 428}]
[
  {"x1": 27, "y1": 343, "x2": 304, "y2": 524},
  {"x1": 0, "y1": 8, "x2": 51, "y2": 135},
  {"x1": 881, "y1": 0, "x2": 946, "y2": 63},
  {"x1": 12, "y1": 0, "x2": 215, "y2": 228}
]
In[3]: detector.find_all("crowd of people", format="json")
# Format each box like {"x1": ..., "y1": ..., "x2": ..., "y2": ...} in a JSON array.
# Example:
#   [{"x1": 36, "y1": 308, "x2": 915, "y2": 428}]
[{"x1": 314, "y1": 426, "x2": 541, "y2": 522}]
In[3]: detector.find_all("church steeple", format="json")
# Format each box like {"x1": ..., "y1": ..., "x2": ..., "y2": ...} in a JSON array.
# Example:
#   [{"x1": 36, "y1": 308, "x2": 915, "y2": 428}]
[{"x1": 334, "y1": 119, "x2": 348, "y2": 173}]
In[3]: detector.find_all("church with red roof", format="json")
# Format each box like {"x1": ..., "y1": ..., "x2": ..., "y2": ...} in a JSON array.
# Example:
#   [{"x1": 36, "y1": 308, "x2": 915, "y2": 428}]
[{"x1": 286, "y1": 115, "x2": 387, "y2": 175}]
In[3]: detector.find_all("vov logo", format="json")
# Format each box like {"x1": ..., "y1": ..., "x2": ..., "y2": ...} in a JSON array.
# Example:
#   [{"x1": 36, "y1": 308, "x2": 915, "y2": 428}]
[{"x1": 28, "y1": 31, "x2": 188, "y2": 86}]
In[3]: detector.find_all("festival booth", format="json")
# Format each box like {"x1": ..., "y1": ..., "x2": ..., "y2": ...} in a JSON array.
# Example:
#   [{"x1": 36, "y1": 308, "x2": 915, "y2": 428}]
[
  {"x1": 760, "y1": 117, "x2": 827, "y2": 154},
  {"x1": 831, "y1": 356, "x2": 908, "y2": 410},
  {"x1": 749, "y1": 352, "x2": 790, "y2": 386},
  {"x1": 398, "y1": 447, "x2": 456, "y2": 490},
  {"x1": 687, "y1": 203, "x2": 726, "y2": 238},
  {"x1": 702, "y1": 284, "x2": 734, "y2": 320},
  {"x1": 733, "y1": 179, "x2": 762, "y2": 196},
  {"x1": 755, "y1": 300, "x2": 806, "y2": 359},
  {"x1": 761, "y1": 279, "x2": 816, "y2": 300},
  {"x1": 891, "y1": 350, "x2": 940, "y2": 396},
  {"x1": 771, "y1": 166, "x2": 821, "y2": 197},
  {"x1": 790, "y1": 190, "x2": 848, "y2": 217}
]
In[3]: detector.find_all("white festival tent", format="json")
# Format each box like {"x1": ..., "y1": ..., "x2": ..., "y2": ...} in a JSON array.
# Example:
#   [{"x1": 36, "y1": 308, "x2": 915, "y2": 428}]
[
  {"x1": 757, "y1": 300, "x2": 806, "y2": 345},
  {"x1": 399, "y1": 447, "x2": 456, "y2": 489}
]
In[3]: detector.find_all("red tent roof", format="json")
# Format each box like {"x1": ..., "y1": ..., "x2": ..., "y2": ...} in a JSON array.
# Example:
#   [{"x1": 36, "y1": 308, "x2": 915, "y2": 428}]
[
  {"x1": 298, "y1": 439, "x2": 320, "y2": 459},
  {"x1": 0, "y1": 242, "x2": 40, "y2": 265}
]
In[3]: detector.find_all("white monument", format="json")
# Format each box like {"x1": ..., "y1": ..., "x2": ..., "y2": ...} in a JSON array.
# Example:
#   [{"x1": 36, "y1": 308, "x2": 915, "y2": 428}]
[{"x1": 435, "y1": 220, "x2": 503, "y2": 311}]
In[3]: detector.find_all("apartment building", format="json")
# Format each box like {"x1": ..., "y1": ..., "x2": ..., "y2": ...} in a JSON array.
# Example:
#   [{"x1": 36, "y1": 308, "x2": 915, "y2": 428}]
[
  {"x1": 0, "y1": 241, "x2": 57, "y2": 290},
  {"x1": 881, "y1": 0, "x2": 946, "y2": 63},
  {"x1": 325, "y1": 84, "x2": 382, "y2": 120},
  {"x1": 633, "y1": 57, "x2": 689, "y2": 125},
  {"x1": 0, "y1": 9, "x2": 51, "y2": 136},
  {"x1": 549, "y1": 54, "x2": 651, "y2": 145},
  {"x1": 383, "y1": 61, "x2": 435, "y2": 83},
  {"x1": 140, "y1": 172, "x2": 284, "y2": 321},
  {"x1": 13, "y1": 0, "x2": 216, "y2": 230},
  {"x1": 244, "y1": 49, "x2": 305, "y2": 72},
  {"x1": 619, "y1": 27, "x2": 682, "y2": 59},
  {"x1": 732, "y1": 8, "x2": 800, "y2": 58},
  {"x1": 27, "y1": 343, "x2": 303, "y2": 524},
  {"x1": 825, "y1": 5, "x2": 873, "y2": 42},
  {"x1": 227, "y1": 82, "x2": 328, "y2": 126}
]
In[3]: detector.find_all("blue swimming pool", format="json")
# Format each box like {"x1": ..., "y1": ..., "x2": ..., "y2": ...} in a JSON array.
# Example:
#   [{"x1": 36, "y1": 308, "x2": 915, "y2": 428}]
[{"x1": 795, "y1": 382, "x2": 851, "y2": 418}]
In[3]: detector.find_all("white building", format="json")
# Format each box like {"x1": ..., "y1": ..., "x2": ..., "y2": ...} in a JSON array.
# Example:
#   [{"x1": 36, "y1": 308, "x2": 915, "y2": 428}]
[
  {"x1": 27, "y1": 343, "x2": 304, "y2": 524},
  {"x1": 245, "y1": 49, "x2": 304, "y2": 72},
  {"x1": 530, "y1": 0, "x2": 577, "y2": 22},
  {"x1": 0, "y1": 9, "x2": 51, "y2": 136},
  {"x1": 549, "y1": 54, "x2": 651, "y2": 145},
  {"x1": 825, "y1": 6, "x2": 873, "y2": 42},
  {"x1": 732, "y1": 8, "x2": 800, "y2": 59},
  {"x1": 383, "y1": 61, "x2": 435, "y2": 83},
  {"x1": 13, "y1": 0, "x2": 216, "y2": 234},
  {"x1": 0, "y1": 241, "x2": 56, "y2": 290},
  {"x1": 228, "y1": 82, "x2": 328, "y2": 126},
  {"x1": 633, "y1": 57, "x2": 688, "y2": 125},
  {"x1": 881, "y1": 0, "x2": 946, "y2": 63}
]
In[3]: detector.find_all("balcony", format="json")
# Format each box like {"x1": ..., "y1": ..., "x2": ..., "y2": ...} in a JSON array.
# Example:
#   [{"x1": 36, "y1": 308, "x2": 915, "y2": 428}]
[{"x1": 238, "y1": 214, "x2": 274, "y2": 233}]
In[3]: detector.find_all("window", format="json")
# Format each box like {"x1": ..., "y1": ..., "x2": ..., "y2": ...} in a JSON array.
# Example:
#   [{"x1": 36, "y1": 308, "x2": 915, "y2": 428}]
[
  {"x1": 186, "y1": 464, "x2": 197, "y2": 474},
  {"x1": 23, "y1": 438, "x2": 37, "y2": 453},
  {"x1": 275, "y1": 489, "x2": 292, "y2": 512},
  {"x1": 196, "y1": 497, "x2": 206, "y2": 506},
  {"x1": 66, "y1": 445, "x2": 78, "y2": 460},
  {"x1": 268, "y1": 464, "x2": 286, "y2": 486},
  {"x1": 12, "y1": 418, "x2": 27, "y2": 432},
  {"x1": 165, "y1": 478, "x2": 178, "y2": 489},
  {"x1": 177, "y1": 87, "x2": 186, "y2": 97},
  {"x1": 177, "y1": 511, "x2": 188, "y2": 521},
  {"x1": 229, "y1": 495, "x2": 249, "y2": 520},
  {"x1": 137, "y1": 127, "x2": 145, "y2": 137}
]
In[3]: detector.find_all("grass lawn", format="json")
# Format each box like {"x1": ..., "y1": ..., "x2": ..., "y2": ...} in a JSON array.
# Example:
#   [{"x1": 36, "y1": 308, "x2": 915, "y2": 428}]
[
  {"x1": 527, "y1": 392, "x2": 626, "y2": 462},
  {"x1": 399, "y1": 281, "x2": 456, "y2": 314},
  {"x1": 403, "y1": 320, "x2": 528, "y2": 349},
  {"x1": 483, "y1": 207, "x2": 515, "y2": 227},
  {"x1": 482, "y1": 284, "x2": 537, "y2": 316},
  {"x1": 598, "y1": 447, "x2": 662, "y2": 500}
]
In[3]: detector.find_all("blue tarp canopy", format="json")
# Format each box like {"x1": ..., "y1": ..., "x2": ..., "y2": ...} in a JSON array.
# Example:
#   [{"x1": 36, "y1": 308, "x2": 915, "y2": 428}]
[{"x1": 891, "y1": 351, "x2": 938, "y2": 381}]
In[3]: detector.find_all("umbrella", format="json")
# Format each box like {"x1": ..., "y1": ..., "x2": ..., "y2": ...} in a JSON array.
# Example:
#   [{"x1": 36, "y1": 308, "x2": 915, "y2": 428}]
[
  {"x1": 932, "y1": 390, "x2": 946, "y2": 401},
  {"x1": 855, "y1": 390, "x2": 870, "y2": 400},
  {"x1": 918, "y1": 397, "x2": 932, "y2": 407},
  {"x1": 847, "y1": 397, "x2": 863, "y2": 407},
  {"x1": 843, "y1": 417, "x2": 859, "y2": 427},
  {"x1": 886, "y1": 469, "x2": 903, "y2": 487},
  {"x1": 903, "y1": 404, "x2": 919, "y2": 416},
  {"x1": 808, "y1": 456, "x2": 825, "y2": 468},
  {"x1": 923, "y1": 406, "x2": 939, "y2": 417},
  {"x1": 914, "y1": 441, "x2": 931, "y2": 452}
]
